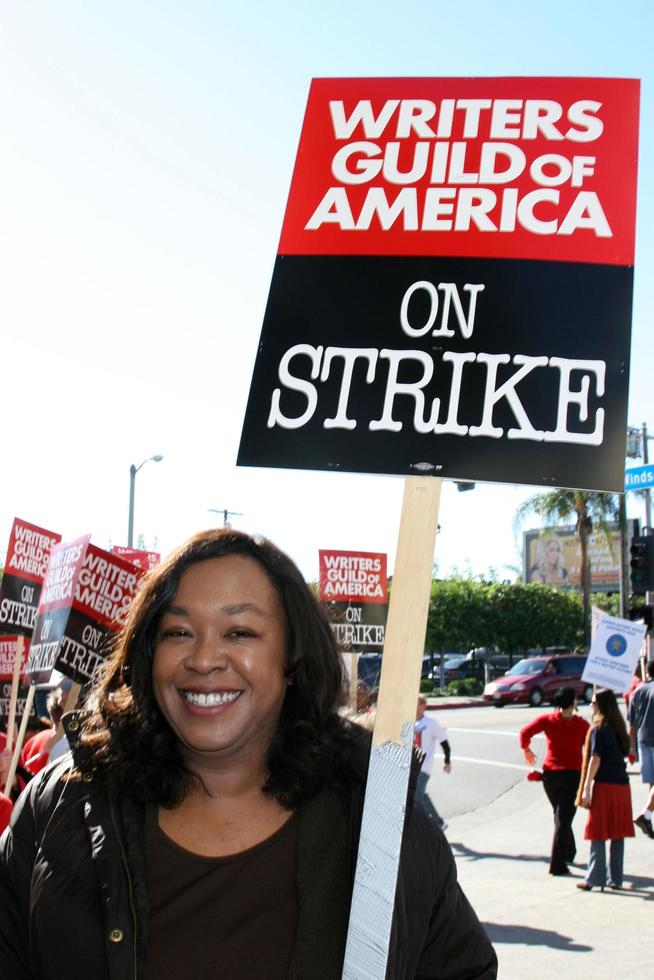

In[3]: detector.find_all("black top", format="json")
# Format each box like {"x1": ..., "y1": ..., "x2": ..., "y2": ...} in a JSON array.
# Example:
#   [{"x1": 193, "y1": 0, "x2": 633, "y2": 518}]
[
  {"x1": 591, "y1": 725, "x2": 629, "y2": 785},
  {"x1": 143, "y1": 808, "x2": 299, "y2": 980}
]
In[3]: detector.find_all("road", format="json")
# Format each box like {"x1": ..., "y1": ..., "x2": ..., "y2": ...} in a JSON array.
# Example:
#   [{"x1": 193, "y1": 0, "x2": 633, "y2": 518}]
[
  {"x1": 422, "y1": 702, "x2": 654, "y2": 980},
  {"x1": 425, "y1": 703, "x2": 596, "y2": 823}
]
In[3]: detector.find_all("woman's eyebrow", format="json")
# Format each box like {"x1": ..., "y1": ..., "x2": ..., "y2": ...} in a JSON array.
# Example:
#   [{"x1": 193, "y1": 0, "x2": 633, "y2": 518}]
[
  {"x1": 221, "y1": 603, "x2": 266, "y2": 617},
  {"x1": 162, "y1": 605, "x2": 189, "y2": 617},
  {"x1": 161, "y1": 603, "x2": 266, "y2": 617}
]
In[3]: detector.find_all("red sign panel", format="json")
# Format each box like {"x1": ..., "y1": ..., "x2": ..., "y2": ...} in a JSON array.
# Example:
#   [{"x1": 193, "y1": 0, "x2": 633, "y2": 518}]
[
  {"x1": 0, "y1": 636, "x2": 29, "y2": 680},
  {"x1": 0, "y1": 518, "x2": 62, "y2": 636},
  {"x1": 279, "y1": 77, "x2": 638, "y2": 266},
  {"x1": 319, "y1": 550, "x2": 388, "y2": 604},
  {"x1": 111, "y1": 545, "x2": 161, "y2": 571}
]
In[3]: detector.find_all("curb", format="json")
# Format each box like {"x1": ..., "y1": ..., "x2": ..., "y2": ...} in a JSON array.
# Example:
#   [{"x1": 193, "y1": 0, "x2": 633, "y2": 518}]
[{"x1": 426, "y1": 699, "x2": 491, "y2": 711}]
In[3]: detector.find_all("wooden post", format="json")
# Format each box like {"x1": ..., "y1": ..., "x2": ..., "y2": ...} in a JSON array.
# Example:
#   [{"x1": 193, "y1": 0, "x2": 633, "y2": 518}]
[
  {"x1": 4, "y1": 635, "x2": 26, "y2": 754},
  {"x1": 342, "y1": 476, "x2": 441, "y2": 979}
]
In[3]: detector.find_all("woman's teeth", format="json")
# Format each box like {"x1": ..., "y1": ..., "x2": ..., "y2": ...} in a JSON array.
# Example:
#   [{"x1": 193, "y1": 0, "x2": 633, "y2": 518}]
[{"x1": 183, "y1": 690, "x2": 241, "y2": 707}]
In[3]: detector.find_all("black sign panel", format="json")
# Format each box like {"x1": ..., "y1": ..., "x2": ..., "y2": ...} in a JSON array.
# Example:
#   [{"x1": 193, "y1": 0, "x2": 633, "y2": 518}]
[{"x1": 239, "y1": 255, "x2": 631, "y2": 491}]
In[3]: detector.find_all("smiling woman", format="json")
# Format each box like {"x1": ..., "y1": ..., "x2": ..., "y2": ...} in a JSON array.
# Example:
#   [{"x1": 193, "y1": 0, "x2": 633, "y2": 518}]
[{"x1": 0, "y1": 528, "x2": 496, "y2": 980}]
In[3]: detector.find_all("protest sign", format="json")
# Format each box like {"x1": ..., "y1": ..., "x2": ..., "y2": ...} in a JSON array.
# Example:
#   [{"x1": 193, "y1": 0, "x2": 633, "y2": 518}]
[
  {"x1": 56, "y1": 544, "x2": 142, "y2": 684},
  {"x1": 582, "y1": 609, "x2": 647, "y2": 694},
  {"x1": 239, "y1": 77, "x2": 639, "y2": 493},
  {"x1": 25, "y1": 536, "x2": 91, "y2": 686},
  {"x1": 319, "y1": 550, "x2": 388, "y2": 655},
  {"x1": 0, "y1": 636, "x2": 37, "y2": 732},
  {"x1": 0, "y1": 519, "x2": 61, "y2": 751},
  {"x1": 111, "y1": 545, "x2": 161, "y2": 571},
  {"x1": 237, "y1": 77, "x2": 640, "y2": 979},
  {"x1": 0, "y1": 518, "x2": 62, "y2": 636},
  {"x1": 5, "y1": 536, "x2": 89, "y2": 792}
]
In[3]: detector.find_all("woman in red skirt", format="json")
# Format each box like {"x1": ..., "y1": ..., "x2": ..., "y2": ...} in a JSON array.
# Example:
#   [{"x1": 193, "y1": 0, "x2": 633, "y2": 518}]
[{"x1": 575, "y1": 688, "x2": 634, "y2": 891}]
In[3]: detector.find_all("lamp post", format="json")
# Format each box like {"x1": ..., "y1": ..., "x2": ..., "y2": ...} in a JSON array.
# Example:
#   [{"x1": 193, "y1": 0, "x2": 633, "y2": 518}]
[{"x1": 128, "y1": 455, "x2": 164, "y2": 547}]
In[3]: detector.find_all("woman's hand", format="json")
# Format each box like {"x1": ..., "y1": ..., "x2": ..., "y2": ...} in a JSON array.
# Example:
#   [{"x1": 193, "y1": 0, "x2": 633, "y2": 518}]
[
  {"x1": 579, "y1": 786, "x2": 592, "y2": 809},
  {"x1": 523, "y1": 747, "x2": 537, "y2": 767}
]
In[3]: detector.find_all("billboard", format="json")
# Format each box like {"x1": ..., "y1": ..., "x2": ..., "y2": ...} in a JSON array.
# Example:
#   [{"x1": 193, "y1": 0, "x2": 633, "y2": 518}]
[{"x1": 523, "y1": 524, "x2": 622, "y2": 592}]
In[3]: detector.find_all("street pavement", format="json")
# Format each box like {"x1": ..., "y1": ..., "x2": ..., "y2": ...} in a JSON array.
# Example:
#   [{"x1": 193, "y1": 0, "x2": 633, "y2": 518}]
[{"x1": 426, "y1": 697, "x2": 654, "y2": 979}]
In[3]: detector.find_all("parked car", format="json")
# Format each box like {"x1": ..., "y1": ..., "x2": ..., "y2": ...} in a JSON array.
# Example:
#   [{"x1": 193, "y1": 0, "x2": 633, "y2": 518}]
[
  {"x1": 357, "y1": 653, "x2": 435, "y2": 690},
  {"x1": 483, "y1": 654, "x2": 591, "y2": 708},
  {"x1": 357, "y1": 653, "x2": 382, "y2": 689}
]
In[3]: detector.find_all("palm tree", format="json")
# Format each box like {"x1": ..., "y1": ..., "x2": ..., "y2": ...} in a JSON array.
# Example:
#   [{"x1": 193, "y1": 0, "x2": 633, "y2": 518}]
[{"x1": 515, "y1": 490, "x2": 620, "y2": 651}]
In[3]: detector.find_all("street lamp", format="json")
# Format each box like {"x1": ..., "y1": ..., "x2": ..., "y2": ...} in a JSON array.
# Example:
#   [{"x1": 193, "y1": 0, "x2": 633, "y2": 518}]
[{"x1": 128, "y1": 454, "x2": 164, "y2": 547}]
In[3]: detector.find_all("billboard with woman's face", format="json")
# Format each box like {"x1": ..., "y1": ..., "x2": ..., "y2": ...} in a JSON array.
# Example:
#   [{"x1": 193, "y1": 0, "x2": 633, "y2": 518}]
[{"x1": 523, "y1": 525, "x2": 621, "y2": 592}]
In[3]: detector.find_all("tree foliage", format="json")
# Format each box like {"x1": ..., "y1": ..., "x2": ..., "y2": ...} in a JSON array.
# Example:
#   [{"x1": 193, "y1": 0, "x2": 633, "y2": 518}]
[{"x1": 426, "y1": 578, "x2": 585, "y2": 653}]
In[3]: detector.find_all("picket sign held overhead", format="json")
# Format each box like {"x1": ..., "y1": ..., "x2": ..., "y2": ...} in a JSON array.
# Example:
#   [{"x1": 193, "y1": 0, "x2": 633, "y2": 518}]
[
  {"x1": 0, "y1": 518, "x2": 61, "y2": 756},
  {"x1": 4, "y1": 535, "x2": 91, "y2": 795},
  {"x1": 236, "y1": 76, "x2": 640, "y2": 980},
  {"x1": 54, "y1": 543, "x2": 143, "y2": 686},
  {"x1": 2, "y1": 636, "x2": 27, "y2": 752},
  {"x1": 319, "y1": 550, "x2": 389, "y2": 710}
]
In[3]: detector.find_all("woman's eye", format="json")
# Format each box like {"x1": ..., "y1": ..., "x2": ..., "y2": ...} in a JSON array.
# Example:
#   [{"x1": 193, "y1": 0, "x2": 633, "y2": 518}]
[
  {"x1": 228, "y1": 628, "x2": 254, "y2": 639},
  {"x1": 161, "y1": 627, "x2": 190, "y2": 639}
]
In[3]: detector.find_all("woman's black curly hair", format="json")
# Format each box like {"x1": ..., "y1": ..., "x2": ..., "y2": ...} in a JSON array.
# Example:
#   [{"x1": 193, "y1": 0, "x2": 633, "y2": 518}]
[{"x1": 78, "y1": 528, "x2": 367, "y2": 808}]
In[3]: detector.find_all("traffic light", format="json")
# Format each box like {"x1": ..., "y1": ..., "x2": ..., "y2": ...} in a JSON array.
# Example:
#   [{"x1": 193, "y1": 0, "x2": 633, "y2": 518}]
[{"x1": 630, "y1": 534, "x2": 654, "y2": 595}]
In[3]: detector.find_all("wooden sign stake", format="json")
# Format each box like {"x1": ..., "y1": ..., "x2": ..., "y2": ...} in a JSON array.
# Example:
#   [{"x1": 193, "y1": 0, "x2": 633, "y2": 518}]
[{"x1": 342, "y1": 476, "x2": 441, "y2": 979}]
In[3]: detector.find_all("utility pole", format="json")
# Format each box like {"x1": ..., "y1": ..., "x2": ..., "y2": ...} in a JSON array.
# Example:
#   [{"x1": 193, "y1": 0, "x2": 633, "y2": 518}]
[
  {"x1": 643, "y1": 423, "x2": 653, "y2": 663},
  {"x1": 209, "y1": 508, "x2": 243, "y2": 528}
]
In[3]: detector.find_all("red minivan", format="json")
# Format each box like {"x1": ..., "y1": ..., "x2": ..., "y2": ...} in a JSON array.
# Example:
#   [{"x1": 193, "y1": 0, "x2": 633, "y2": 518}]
[{"x1": 483, "y1": 654, "x2": 592, "y2": 708}]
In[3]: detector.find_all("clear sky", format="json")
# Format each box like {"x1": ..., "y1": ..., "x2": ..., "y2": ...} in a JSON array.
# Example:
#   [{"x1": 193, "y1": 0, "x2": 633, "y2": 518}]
[{"x1": 1, "y1": 0, "x2": 652, "y2": 583}]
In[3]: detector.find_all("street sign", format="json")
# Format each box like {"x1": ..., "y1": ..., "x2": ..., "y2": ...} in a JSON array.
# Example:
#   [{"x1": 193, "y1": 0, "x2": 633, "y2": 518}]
[{"x1": 625, "y1": 463, "x2": 654, "y2": 491}]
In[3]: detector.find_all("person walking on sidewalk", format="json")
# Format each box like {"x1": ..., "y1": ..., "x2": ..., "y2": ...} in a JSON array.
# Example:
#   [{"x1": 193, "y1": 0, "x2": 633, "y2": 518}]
[
  {"x1": 627, "y1": 659, "x2": 654, "y2": 839},
  {"x1": 520, "y1": 687, "x2": 589, "y2": 876},
  {"x1": 575, "y1": 688, "x2": 635, "y2": 891},
  {"x1": 414, "y1": 695, "x2": 451, "y2": 831}
]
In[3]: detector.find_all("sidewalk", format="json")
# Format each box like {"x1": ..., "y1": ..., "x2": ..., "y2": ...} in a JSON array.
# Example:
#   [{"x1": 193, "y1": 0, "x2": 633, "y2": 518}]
[{"x1": 447, "y1": 768, "x2": 654, "y2": 978}]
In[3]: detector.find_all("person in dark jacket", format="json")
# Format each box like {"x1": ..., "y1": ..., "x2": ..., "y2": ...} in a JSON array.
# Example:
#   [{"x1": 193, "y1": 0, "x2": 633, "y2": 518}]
[{"x1": 0, "y1": 527, "x2": 496, "y2": 979}]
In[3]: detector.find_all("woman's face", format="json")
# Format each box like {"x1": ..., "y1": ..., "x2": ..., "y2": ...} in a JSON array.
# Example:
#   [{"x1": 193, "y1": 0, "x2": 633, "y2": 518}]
[
  {"x1": 152, "y1": 555, "x2": 289, "y2": 770},
  {"x1": 545, "y1": 538, "x2": 561, "y2": 564}
]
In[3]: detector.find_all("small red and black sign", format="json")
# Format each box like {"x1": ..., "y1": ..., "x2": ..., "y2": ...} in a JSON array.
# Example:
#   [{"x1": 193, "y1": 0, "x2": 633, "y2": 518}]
[{"x1": 0, "y1": 519, "x2": 62, "y2": 637}]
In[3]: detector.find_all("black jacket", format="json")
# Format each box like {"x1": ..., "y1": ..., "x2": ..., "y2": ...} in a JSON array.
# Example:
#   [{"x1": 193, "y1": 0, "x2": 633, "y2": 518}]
[{"x1": 0, "y1": 738, "x2": 496, "y2": 980}]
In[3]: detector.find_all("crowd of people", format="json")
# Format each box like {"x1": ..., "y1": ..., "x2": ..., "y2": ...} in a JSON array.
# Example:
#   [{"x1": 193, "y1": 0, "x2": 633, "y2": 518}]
[{"x1": 1, "y1": 525, "x2": 652, "y2": 976}]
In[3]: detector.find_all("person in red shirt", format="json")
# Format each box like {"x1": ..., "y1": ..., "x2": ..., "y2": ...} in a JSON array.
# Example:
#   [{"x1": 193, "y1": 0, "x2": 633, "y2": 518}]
[
  {"x1": 520, "y1": 686, "x2": 590, "y2": 876},
  {"x1": 21, "y1": 688, "x2": 66, "y2": 775}
]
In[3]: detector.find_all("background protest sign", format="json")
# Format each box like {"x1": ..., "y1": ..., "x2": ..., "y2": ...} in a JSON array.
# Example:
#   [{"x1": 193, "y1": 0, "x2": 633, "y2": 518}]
[
  {"x1": 0, "y1": 636, "x2": 37, "y2": 732},
  {"x1": 5, "y1": 536, "x2": 90, "y2": 793},
  {"x1": 0, "y1": 518, "x2": 61, "y2": 750},
  {"x1": 238, "y1": 77, "x2": 639, "y2": 492},
  {"x1": 111, "y1": 545, "x2": 161, "y2": 571},
  {"x1": 319, "y1": 550, "x2": 388, "y2": 655},
  {"x1": 0, "y1": 518, "x2": 62, "y2": 637},
  {"x1": 56, "y1": 544, "x2": 142, "y2": 684},
  {"x1": 582, "y1": 609, "x2": 646, "y2": 694},
  {"x1": 25, "y1": 536, "x2": 91, "y2": 686}
]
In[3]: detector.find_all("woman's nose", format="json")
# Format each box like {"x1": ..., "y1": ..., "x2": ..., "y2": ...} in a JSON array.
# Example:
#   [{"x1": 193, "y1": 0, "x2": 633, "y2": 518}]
[{"x1": 183, "y1": 635, "x2": 229, "y2": 673}]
